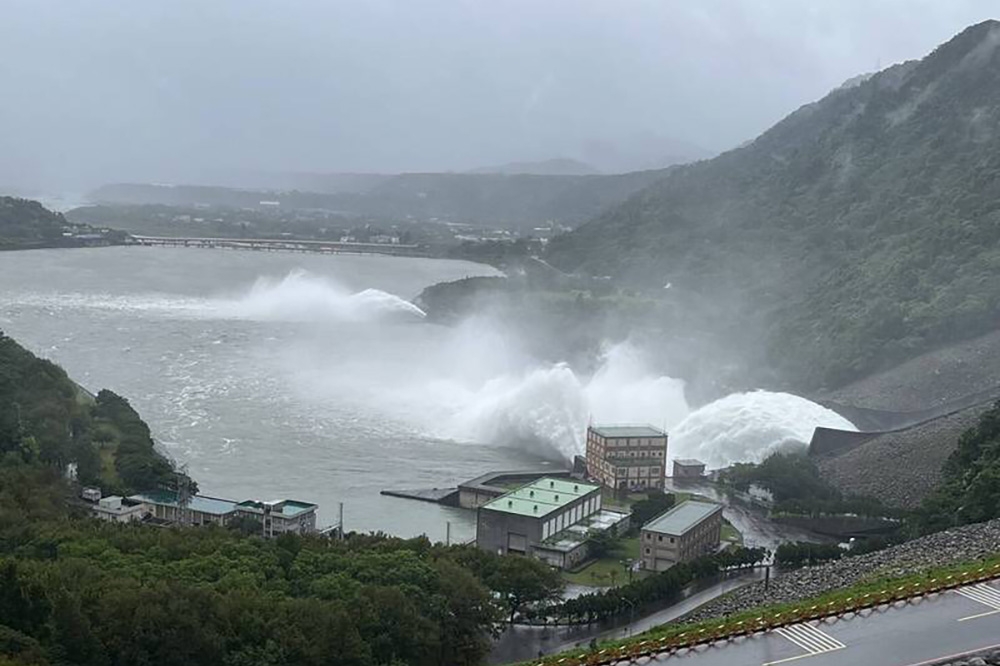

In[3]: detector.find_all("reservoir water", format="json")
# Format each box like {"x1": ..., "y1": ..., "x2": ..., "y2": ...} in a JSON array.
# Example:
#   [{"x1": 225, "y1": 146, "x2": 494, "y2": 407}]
[
  {"x1": 0, "y1": 247, "x2": 855, "y2": 542},
  {"x1": 0, "y1": 247, "x2": 545, "y2": 541}
]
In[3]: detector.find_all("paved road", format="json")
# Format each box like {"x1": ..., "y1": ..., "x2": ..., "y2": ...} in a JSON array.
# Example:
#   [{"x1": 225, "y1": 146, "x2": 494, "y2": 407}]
[
  {"x1": 490, "y1": 570, "x2": 765, "y2": 664},
  {"x1": 664, "y1": 479, "x2": 828, "y2": 552},
  {"x1": 642, "y1": 579, "x2": 1000, "y2": 666}
]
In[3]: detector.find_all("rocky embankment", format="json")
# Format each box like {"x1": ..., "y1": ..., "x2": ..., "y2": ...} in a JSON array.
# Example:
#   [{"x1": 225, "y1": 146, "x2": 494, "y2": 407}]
[
  {"x1": 682, "y1": 518, "x2": 1000, "y2": 622},
  {"x1": 823, "y1": 330, "x2": 1000, "y2": 412},
  {"x1": 817, "y1": 402, "x2": 994, "y2": 508},
  {"x1": 933, "y1": 649, "x2": 1000, "y2": 666}
]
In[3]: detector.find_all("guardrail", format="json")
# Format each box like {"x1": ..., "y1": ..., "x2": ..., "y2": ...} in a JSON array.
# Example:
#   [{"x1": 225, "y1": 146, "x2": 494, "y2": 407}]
[{"x1": 534, "y1": 562, "x2": 1000, "y2": 666}]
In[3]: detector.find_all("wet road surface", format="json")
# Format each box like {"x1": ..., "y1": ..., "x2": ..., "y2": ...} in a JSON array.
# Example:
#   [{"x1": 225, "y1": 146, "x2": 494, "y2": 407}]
[{"x1": 643, "y1": 578, "x2": 1000, "y2": 666}]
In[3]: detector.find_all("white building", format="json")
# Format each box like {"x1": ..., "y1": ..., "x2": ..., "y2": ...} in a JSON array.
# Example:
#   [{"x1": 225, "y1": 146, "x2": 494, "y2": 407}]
[{"x1": 90, "y1": 496, "x2": 148, "y2": 523}]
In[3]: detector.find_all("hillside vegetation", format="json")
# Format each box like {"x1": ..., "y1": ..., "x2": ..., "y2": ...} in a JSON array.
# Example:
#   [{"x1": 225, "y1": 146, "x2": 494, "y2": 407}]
[
  {"x1": 0, "y1": 332, "x2": 181, "y2": 496},
  {"x1": 548, "y1": 21, "x2": 1000, "y2": 390},
  {"x1": 0, "y1": 197, "x2": 125, "y2": 250},
  {"x1": 0, "y1": 198, "x2": 70, "y2": 250},
  {"x1": 0, "y1": 331, "x2": 570, "y2": 665}
]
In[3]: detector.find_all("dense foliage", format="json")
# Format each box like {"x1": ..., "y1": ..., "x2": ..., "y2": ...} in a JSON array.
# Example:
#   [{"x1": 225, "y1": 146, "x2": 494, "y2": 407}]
[
  {"x1": 774, "y1": 542, "x2": 844, "y2": 568},
  {"x1": 0, "y1": 332, "x2": 181, "y2": 497},
  {"x1": 556, "y1": 547, "x2": 766, "y2": 623},
  {"x1": 548, "y1": 21, "x2": 1000, "y2": 389},
  {"x1": 0, "y1": 331, "x2": 562, "y2": 666},
  {"x1": 723, "y1": 453, "x2": 838, "y2": 505},
  {"x1": 0, "y1": 198, "x2": 124, "y2": 250},
  {"x1": 629, "y1": 493, "x2": 676, "y2": 528},
  {"x1": 917, "y1": 401, "x2": 1000, "y2": 533},
  {"x1": 0, "y1": 466, "x2": 509, "y2": 666},
  {"x1": 0, "y1": 198, "x2": 66, "y2": 249}
]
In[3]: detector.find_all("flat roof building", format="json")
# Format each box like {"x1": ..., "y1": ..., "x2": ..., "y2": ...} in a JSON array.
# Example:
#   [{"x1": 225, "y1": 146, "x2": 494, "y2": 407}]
[
  {"x1": 641, "y1": 500, "x2": 723, "y2": 571},
  {"x1": 585, "y1": 424, "x2": 668, "y2": 492},
  {"x1": 129, "y1": 491, "x2": 319, "y2": 536},
  {"x1": 476, "y1": 477, "x2": 628, "y2": 569},
  {"x1": 235, "y1": 499, "x2": 318, "y2": 537},
  {"x1": 672, "y1": 458, "x2": 706, "y2": 478},
  {"x1": 90, "y1": 495, "x2": 147, "y2": 523}
]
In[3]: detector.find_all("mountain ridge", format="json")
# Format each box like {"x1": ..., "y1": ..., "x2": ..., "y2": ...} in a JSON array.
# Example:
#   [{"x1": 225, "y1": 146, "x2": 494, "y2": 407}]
[{"x1": 547, "y1": 20, "x2": 1000, "y2": 389}]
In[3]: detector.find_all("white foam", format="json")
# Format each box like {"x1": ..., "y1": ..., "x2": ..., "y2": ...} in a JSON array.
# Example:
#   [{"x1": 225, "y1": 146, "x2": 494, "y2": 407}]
[
  {"x1": 669, "y1": 390, "x2": 857, "y2": 468},
  {"x1": 224, "y1": 270, "x2": 426, "y2": 322}
]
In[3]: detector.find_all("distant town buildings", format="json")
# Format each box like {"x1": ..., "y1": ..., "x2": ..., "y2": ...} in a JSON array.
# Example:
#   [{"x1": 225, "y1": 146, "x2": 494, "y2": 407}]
[
  {"x1": 475, "y1": 477, "x2": 628, "y2": 569},
  {"x1": 585, "y1": 425, "x2": 668, "y2": 491},
  {"x1": 672, "y1": 458, "x2": 706, "y2": 478},
  {"x1": 640, "y1": 500, "x2": 723, "y2": 571}
]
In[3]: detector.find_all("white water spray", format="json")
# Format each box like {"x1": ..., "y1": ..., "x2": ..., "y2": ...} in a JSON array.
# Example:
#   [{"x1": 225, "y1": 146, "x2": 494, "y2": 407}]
[
  {"x1": 669, "y1": 391, "x2": 857, "y2": 468},
  {"x1": 223, "y1": 270, "x2": 426, "y2": 322}
]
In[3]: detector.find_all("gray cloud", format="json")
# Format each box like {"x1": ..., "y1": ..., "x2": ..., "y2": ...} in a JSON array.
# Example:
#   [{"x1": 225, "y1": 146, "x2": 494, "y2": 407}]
[{"x1": 0, "y1": 0, "x2": 996, "y2": 190}]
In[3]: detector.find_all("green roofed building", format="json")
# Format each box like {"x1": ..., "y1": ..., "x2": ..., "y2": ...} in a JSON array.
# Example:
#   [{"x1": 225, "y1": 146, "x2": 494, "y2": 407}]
[{"x1": 476, "y1": 477, "x2": 628, "y2": 568}]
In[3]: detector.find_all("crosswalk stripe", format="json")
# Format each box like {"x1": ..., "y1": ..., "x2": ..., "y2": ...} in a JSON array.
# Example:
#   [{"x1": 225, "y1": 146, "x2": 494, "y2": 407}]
[
  {"x1": 971, "y1": 584, "x2": 1000, "y2": 605},
  {"x1": 766, "y1": 623, "x2": 846, "y2": 666},
  {"x1": 783, "y1": 625, "x2": 833, "y2": 653},
  {"x1": 778, "y1": 626, "x2": 826, "y2": 654},
  {"x1": 956, "y1": 586, "x2": 1000, "y2": 610},
  {"x1": 775, "y1": 627, "x2": 817, "y2": 653},
  {"x1": 796, "y1": 624, "x2": 846, "y2": 651},
  {"x1": 776, "y1": 623, "x2": 845, "y2": 654}
]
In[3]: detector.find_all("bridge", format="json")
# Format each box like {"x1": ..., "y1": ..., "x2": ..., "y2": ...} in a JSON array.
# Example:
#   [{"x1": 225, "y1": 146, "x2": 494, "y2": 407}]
[{"x1": 129, "y1": 234, "x2": 427, "y2": 257}]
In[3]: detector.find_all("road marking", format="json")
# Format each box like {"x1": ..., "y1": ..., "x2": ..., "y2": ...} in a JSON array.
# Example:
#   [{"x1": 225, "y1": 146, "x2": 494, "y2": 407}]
[
  {"x1": 763, "y1": 623, "x2": 846, "y2": 665},
  {"x1": 956, "y1": 583, "x2": 1000, "y2": 621}
]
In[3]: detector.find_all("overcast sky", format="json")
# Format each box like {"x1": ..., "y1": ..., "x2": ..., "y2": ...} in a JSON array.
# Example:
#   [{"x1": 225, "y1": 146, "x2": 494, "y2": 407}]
[{"x1": 1, "y1": 0, "x2": 997, "y2": 190}]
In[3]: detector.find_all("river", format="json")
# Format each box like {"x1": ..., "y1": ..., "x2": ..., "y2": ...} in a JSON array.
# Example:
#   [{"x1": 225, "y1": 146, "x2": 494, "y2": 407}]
[{"x1": 0, "y1": 246, "x2": 556, "y2": 541}]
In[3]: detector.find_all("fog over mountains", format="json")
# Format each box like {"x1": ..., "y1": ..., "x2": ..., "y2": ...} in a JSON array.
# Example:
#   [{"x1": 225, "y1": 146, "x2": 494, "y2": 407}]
[
  {"x1": 549, "y1": 20, "x2": 1000, "y2": 390},
  {"x1": 2, "y1": 1, "x2": 999, "y2": 191}
]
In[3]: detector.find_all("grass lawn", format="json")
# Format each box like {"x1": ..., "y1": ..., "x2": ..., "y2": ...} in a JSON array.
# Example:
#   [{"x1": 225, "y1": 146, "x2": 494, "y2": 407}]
[
  {"x1": 561, "y1": 536, "x2": 645, "y2": 587},
  {"x1": 721, "y1": 519, "x2": 743, "y2": 545}
]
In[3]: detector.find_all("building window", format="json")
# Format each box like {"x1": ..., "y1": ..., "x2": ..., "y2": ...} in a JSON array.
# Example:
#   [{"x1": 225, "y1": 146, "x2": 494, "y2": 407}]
[
  {"x1": 645, "y1": 548, "x2": 650, "y2": 555},
  {"x1": 657, "y1": 535, "x2": 662, "y2": 542}
]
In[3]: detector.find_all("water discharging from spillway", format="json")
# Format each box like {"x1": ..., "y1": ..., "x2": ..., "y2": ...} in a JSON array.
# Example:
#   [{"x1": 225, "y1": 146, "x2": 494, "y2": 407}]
[{"x1": 668, "y1": 391, "x2": 857, "y2": 468}]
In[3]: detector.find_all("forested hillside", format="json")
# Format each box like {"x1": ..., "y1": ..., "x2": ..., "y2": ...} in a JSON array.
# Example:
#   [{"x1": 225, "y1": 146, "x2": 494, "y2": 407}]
[
  {"x1": 548, "y1": 21, "x2": 1000, "y2": 389},
  {"x1": 0, "y1": 197, "x2": 125, "y2": 250},
  {"x1": 0, "y1": 332, "x2": 180, "y2": 495},
  {"x1": 0, "y1": 331, "x2": 561, "y2": 666},
  {"x1": 0, "y1": 198, "x2": 69, "y2": 249}
]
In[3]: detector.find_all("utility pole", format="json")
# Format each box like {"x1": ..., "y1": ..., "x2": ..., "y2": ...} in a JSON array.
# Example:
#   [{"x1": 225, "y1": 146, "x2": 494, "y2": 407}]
[
  {"x1": 338, "y1": 502, "x2": 344, "y2": 540},
  {"x1": 446, "y1": 521, "x2": 451, "y2": 546}
]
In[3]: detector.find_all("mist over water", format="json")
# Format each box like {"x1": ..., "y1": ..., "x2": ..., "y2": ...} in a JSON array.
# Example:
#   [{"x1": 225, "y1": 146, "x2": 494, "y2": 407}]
[
  {"x1": 229, "y1": 272, "x2": 851, "y2": 466},
  {"x1": 0, "y1": 249, "x2": 857, "y2": 537}
]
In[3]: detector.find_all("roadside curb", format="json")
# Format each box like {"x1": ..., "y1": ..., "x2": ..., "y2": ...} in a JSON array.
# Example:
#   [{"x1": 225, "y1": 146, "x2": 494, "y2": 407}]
[{"x1": 533, "y1": 563, "x2": 1000, "y2": 666}]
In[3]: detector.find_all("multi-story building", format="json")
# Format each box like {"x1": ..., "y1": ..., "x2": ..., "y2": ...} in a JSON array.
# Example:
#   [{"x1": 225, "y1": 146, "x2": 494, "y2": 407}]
[
  {"x1": 585, "y1": 425, "x2": 668, "y2": 491},
  {"x1": 476, "y1": 477, "x2": 628, "y2": 569},
  {"x1": 234, "y1": 499, "x2": 319, "y2": 537},
  {"x1": 129, "y1": 491, "x2": 319, "y2": 536},
  {"x1": 640, "y1": 500, "x2": 723, "y2": 571},
  {"x1": 130, "y1": 491, "x2": 239, "y2": 526}
]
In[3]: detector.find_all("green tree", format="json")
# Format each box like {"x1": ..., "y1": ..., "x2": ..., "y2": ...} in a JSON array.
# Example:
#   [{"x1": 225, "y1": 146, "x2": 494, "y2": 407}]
[{"x1": 488, "y1": 556, "x2": 564, "y2": 623}]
